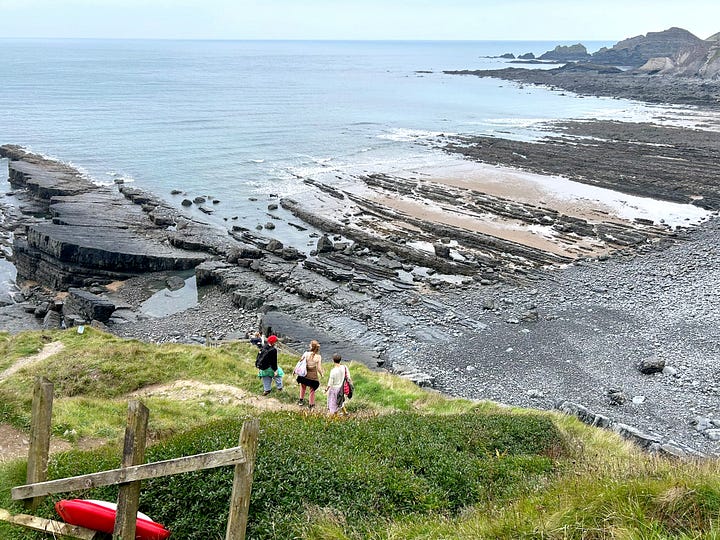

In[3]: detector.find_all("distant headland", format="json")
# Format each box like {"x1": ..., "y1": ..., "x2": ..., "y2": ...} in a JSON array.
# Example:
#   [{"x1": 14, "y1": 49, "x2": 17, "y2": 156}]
[{"x1": 454, "y1": 27, "x2": 720, "y2": 107}]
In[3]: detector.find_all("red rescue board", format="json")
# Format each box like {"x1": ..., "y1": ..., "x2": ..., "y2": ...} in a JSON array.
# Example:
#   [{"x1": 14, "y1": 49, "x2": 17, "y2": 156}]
[{"x1": 55, "y1": 499, "x2": 170, "y2": 539}]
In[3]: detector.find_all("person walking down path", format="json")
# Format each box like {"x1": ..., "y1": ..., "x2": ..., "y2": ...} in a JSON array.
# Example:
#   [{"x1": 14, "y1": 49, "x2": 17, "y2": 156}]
[
  {"x1": 325, "y1": 354, "x2": 349, "y2": 415},
  {"x1": 296, "y1": 340, "x2": 323, "y2": 410},
  {"x1": 257, "y1": 335, "x2": 283, "y2": 396},
  {"x1": 249, "y1": 331, "x2": 263, "y2": 348}
]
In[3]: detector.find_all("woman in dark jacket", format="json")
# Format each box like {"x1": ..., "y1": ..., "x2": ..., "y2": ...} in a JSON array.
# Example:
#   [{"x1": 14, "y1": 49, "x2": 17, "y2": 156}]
[{"x1": 257, "y1": 335, "x2": 283, "y2": 395}]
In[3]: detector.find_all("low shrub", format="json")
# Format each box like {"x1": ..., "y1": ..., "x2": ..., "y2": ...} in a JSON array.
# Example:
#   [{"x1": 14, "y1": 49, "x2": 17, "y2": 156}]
[{"x1": 1, "y1": 411, "x2": 564, "y2": 539}]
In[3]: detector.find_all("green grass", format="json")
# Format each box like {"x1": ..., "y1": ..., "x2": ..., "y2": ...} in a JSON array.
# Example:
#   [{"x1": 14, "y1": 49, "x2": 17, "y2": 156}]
[
  {"x1": 0, "y1": 331, "x2": 47, "y2": 372},
  {"x1": 1, "y1": 329, "x2": 719, "y2": 539}
]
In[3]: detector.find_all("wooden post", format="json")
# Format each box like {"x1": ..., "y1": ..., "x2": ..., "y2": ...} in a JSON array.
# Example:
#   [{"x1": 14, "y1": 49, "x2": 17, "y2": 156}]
[
  {"x1": 12, "y1": 447, "x2": 249, "y2": 500},
  {"x1": 25, "y1": 377, "x2": 53, "y2": 511},
  {"x1": 225, "y1": 419, "x2": 259, "y2": 540},
  {"x1": 0, "y1": 508, "x2": 100, "y2": 539},
  {"x1": 113, "y1": 400, "x2": 149, "y2": 540}
]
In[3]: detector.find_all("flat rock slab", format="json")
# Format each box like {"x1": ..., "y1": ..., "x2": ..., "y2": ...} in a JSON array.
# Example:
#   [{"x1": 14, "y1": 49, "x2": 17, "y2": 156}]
[
  {"x1": 26, "y1": 224, "x2": 205, "y2": 270},
  {"x1": 0, "y1": 145, "x2": 96, "y2": 199},
  {"x1": 2, "y1": 147, "x2": 214, "y2": 288}
]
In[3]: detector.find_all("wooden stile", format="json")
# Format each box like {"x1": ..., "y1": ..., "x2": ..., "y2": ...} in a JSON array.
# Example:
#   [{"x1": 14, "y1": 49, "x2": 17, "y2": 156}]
[
  {"x1": 12, "y1": 446, "x2": 248, "y2": 500},
  {"x1": 3, "y1": 377, "x2": 260, "y2": 539}
]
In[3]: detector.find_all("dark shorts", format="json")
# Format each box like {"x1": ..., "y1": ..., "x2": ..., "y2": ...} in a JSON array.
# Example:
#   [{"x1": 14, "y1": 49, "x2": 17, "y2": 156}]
[{"x1": 296, "y1": 376, "x2": 320, "y2": 390}]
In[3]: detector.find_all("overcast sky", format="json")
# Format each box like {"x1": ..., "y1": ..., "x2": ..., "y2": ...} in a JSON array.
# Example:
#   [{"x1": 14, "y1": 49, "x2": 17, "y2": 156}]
[{"x1": 0, "y1": 0, "x2": 717, "y2": 41}]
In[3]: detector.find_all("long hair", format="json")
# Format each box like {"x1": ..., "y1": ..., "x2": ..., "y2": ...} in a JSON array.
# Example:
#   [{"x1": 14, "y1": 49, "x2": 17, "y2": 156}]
[{"x1": 308, "y1": 340, "x2": 320, "y2": 361}]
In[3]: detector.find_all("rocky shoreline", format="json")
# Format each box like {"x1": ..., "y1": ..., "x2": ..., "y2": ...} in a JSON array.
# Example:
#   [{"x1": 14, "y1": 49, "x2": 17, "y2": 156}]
[
  {"x1": 1, "y1": 104, "x2": 720, "y2": 457},
  {"x1": 445, "y1": 65, "x2": 720, "y2": 109}
]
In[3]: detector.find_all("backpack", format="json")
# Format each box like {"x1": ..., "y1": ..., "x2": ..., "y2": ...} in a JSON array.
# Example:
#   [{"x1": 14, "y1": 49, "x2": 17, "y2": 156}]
[
  {"x1": 293, "y1": 357, "x2": 307, "y2": 377},
  {"x1": 343, "y1": 366, "x2": 354, "y2": 399},
  {"x1": 255, "y1": 346, "x2": 271, "y2": 370}
]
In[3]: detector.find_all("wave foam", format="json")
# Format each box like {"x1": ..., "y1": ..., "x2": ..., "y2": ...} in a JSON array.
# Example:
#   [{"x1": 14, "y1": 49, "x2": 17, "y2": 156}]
[{"x1": 377, "y1": 128, "x2": 451, "y2": 142}]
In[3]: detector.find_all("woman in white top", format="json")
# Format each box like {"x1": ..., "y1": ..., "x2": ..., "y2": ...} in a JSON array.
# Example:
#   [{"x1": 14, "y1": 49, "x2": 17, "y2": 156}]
[{"x1": 325, "y1": 353, "x2": 351, "y2": 415}]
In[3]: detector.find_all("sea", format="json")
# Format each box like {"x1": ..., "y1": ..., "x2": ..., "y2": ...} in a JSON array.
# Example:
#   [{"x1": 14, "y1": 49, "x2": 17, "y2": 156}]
[{"x1": 0, "y1": 38, "x2": 714, "y2": 296}]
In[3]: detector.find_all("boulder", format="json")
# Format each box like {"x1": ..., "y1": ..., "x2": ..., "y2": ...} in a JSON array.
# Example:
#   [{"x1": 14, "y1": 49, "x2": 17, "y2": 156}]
[
  {"x1": 33, "y1": 302, "x2": 50, "y2": 318},
  {"x1": 607, "y1": 389, "x2": 627, "y2": 405},
  {"x1": 227, "y1": 246, "x2": 263, "y2": 263},
  {"x1": 232, "y1": 292, "x2": 265, "y2": 310},
  {"x1": 63, "y1": 288, "x2": 116, "y2": 322},
  {"x1": 266, "y1": 239, "x2": 284, "y2": 252},
  {"x1": 165, "y1": 275, "x2": 186, "y2": 291},
  {"x1": 316, "y1": 235, "x2": 334, "y2": 254},
  {"x1": 194, "y1": 260, "x2": 233, "y2": 285},
  {"x1": 280, "y1": 247, "x2": 304, "y2": 261},
  {"x1": 433, "y1": 243, "x2": 451, "y2": 258},
  {"x1": 42, "y1": 310, "x2": 63, "y2": 329},
  {"x1": 638, "y1": 356, "x2": 665, "y2": 374}
]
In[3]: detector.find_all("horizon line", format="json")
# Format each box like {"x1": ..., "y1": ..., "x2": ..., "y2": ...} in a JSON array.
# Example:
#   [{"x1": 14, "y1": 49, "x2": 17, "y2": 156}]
[{"x1": 0, "y1": 36, "x2": 618, "y2": 43}]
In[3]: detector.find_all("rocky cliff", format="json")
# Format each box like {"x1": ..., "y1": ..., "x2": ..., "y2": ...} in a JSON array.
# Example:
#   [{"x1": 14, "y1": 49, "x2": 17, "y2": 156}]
[
  {"x1": 592, "y1": 27, "x2": 704, "y2": 67},
  {"x1": 638, "y1": 33, "x2": 720, "y2": 79}
]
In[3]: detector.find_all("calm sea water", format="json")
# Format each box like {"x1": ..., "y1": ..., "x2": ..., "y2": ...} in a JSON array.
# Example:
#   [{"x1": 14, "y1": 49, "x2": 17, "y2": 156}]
[{"x1": 0, "y1": 39, "x2": 673, "y2": 247}]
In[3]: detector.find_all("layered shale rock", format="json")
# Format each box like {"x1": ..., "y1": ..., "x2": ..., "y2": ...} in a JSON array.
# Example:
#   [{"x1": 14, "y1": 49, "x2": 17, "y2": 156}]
[
  {"x1": 1, "y1": 145, "x2": 96, "y2": 203},
  {"x1": 1, "y1": 145, "x2": 210, "y2": 288}
]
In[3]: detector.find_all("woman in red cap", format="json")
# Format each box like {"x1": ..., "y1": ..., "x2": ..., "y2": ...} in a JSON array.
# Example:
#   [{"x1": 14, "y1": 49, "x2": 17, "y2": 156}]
[{"x1": 257, "y1": 335, "x2": 283, "y2": 395}]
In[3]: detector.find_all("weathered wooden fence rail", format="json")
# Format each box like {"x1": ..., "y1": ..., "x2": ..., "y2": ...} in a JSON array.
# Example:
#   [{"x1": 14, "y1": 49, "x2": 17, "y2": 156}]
[{"x1": 1, "y1": 376, "x2": 259, "y2": 540}]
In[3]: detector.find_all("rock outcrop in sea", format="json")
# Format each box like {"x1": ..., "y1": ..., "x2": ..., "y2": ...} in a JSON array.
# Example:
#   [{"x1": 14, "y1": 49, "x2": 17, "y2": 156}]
[
  {"x1": 447, "y1": 27, "x2": 720, "y2": 107},
  {"x1": 503, "y1": 27, "x2": 720, "y2": 80},
  {"x1": 538, "y1": 43, "x2": 590, "y2": 62}
]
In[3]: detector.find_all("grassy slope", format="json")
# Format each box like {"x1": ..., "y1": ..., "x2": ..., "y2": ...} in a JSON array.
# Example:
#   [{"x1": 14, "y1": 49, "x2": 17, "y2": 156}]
[{"x1": 0, "y1": 328, "x2": 718, "y2": 539}]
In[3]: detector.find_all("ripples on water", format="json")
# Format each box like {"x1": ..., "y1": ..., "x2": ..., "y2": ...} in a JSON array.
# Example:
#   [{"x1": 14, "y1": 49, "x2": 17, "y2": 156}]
[{"x1": 0, "y1": 38, "x2": 708, "y2": 249}]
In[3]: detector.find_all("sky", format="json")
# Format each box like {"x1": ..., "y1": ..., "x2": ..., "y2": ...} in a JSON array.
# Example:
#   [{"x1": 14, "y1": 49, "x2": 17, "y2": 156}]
[{"x1": 0, "y1": 0, "x2": 718, "y2": 41}]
